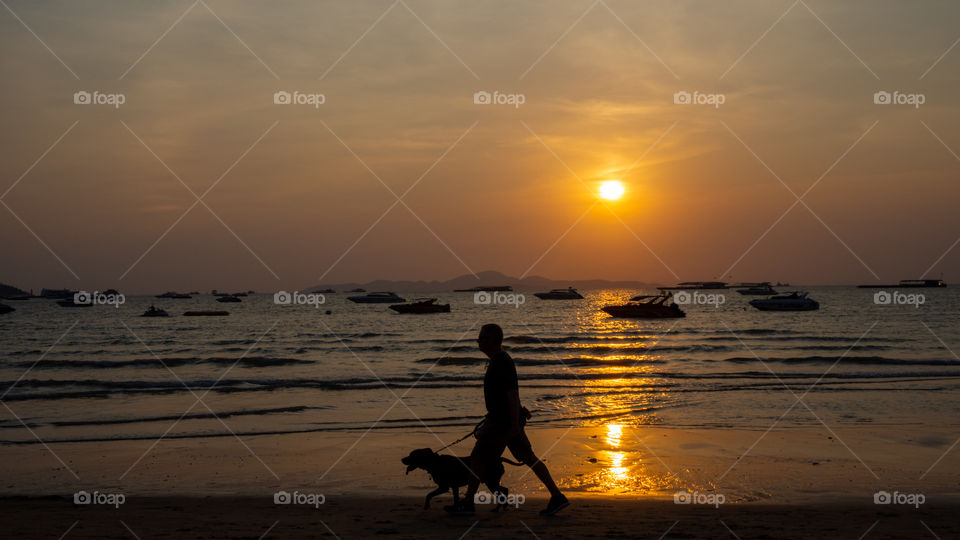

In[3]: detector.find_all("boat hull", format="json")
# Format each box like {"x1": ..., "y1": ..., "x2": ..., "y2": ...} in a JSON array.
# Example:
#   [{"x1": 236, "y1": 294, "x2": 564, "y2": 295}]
[
  {"x1": 602, "y1": 305, "x2": 685, "y2": 318},
  {"x1": 349, "y1": 296, "x2": 404, "y2": 303},
  {"x1": 389, "y1": 303, "x2": 450, "y2": 314}
]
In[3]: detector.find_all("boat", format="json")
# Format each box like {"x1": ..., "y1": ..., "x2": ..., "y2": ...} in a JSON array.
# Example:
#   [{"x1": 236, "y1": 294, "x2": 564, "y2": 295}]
[
  {"x1": 315, "y1": 288, "x2": 336, "y2": 294},
  {"x1": 40, "y1": 288, "x2": 76, "y2": 299},
  {"x1": 56, "y1": 298, "x2": 92, "y2": 307},
  {"x1": 141, "y1": 305, "x2": 169, "y2": 317},
  {"x1": 749, "y1": 291, "x2": 819, "y2": 311},
  {"x1": 0, "y1": 302, "x2": 14, "y2": 314},
  {"x1": 534, "y1": 287, "x2": 584, "y2": 300},
  {"x1": 216, "y1": 295, "x2": 241, "y2": 303},
  {"x1": 454, "y1": 285, "x2": 513, "y2": 292},
  {"x1": 857, "y1": 279, "x2": 946, "y2": 288},
  {"x1": 736, "y1": 282, "x2": 778, "y2": 295},
  {"x1": 183, "y1": 311, "x2": 230, "y2": 316},
  {"x1": 348, "y1": 291, "x2": 405, "y2": 303},
  {"x1": 347, "y1": 288, "x2": 366, "y2": 293},
  {"x1": 232, "y1": 292, "x2": 248, "y2": 297},
  {"x1": 156, "y1": 291, "x2": 192, "y2": 299},
  {"x1": 389, "y1": 298, "x2": 450, "y2": 314},
  {"x1": 602, "y1": 293, "x2": 685, "y2": 318},
  {"x1": 658, "y1": 281, "x2": 728, "y2": 291}
]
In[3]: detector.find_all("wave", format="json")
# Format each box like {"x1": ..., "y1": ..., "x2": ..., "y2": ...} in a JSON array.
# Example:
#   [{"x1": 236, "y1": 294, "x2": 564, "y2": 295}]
[
  {"x1": 3, "y1": 356, "x2": 315, "y2": 370},
  {"x1": 0, "y1": 405, "x2": 329, "y2": 429}
]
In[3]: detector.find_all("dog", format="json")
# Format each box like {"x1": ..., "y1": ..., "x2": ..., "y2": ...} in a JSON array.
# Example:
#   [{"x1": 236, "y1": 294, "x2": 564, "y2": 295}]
[{"x1": 402, "y1": 448, "x2": 523, "y2": 510}]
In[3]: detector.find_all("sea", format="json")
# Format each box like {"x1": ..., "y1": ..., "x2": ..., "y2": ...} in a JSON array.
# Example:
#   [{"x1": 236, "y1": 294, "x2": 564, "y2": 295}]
[{"x1": 1, "y1": 287, "x2": 958, "y2": 447}]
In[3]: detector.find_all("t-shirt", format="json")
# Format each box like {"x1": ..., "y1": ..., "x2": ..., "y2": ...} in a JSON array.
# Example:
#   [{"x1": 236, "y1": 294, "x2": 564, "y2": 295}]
[{"x1": 483, "y1": 350, "x2": 519, "y2": 424}]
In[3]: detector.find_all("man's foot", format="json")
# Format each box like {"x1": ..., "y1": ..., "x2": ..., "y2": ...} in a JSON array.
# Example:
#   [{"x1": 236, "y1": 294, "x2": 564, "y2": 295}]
[
  {"x1": 539, "y1": 494, "x2": 569, "y2": 516},
  {"x1": 444, "y1": 499, "x2": 475, "y2": 516}
]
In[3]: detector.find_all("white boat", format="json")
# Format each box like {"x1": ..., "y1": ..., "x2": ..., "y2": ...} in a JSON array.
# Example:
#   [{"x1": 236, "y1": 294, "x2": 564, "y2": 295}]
[
  {"x1": 534, "y1": 287, "x2": 584, "y2": 300},
  {"x1": 736, "y1": 282, "x2": 778, "y2": 295},
  {"x1": 749, "y1": 291, "x2": 819, "y2": 311}
]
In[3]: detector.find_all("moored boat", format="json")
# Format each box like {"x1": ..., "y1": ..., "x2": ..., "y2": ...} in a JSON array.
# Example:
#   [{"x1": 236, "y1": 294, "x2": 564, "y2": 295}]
[
  {"x1": 602, "y1": 293, "x2": 685, "y2": 318},
  {"x1": 749, "y1": 291, "x2": 819, "y2": 311},
  {"x1": 736, "y1": 282, "x2": 778, "y2": 295},
  {"x1": 389, "y1": 298, "x2": 450, "y2": 314},
  {"x1": 156, "y1": 291, "x2": 192, "y2": 299},
  {"x1": 0, "y1": 302, "x2": 14, "y2": 314},
  {"x1": 141, "y1": 305, "x2": 169, "y2": 317},
  {"x1": 348, "y1": 291, "x2": 405, "y2": 304},
  {"x1": 534, "y1": 287, "x2": 584, "y2": 300}
]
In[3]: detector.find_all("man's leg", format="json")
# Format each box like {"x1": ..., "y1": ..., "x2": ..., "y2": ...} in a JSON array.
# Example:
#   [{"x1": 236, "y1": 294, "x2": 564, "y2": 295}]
[
  {"x1": 509, "y1": 431, "x2": 569, "y2": 515},
  {"x1": 526, "y1": 455, "x2": 562, "y2": 498}
]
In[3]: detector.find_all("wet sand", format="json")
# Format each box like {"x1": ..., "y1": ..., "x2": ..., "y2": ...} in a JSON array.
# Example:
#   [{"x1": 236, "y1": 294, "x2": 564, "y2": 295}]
[{"x1": 1, "y1": 495, "x2": 958, "y2": 539}]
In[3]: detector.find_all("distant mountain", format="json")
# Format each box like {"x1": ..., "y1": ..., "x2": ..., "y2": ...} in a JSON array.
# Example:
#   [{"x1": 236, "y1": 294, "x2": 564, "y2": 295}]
[
  {"x1": 0, "y1": 282, "x2": 29, "y2": 298},
  {"x1": 307, "y1": 270, "x2": 658, "y2": 293}
]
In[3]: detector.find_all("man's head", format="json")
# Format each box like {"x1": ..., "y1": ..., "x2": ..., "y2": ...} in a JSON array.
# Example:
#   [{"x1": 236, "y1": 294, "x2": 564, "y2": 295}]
[{"x1": 477, "y1": 323, "x2": 503, "y2": 357}]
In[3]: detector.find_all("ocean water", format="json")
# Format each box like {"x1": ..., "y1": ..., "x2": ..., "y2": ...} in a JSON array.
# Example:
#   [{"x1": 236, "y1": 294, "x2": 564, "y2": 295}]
[{"x1": 1, "y1": 287, "x2": 958, "y2": 446}]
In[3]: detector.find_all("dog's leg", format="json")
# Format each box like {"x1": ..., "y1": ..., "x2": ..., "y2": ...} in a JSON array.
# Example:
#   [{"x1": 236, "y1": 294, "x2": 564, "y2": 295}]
[
  {"x1": 424, "y1": 486, "x2": 447, "y2": 510},
  {"x1": 452, "y1": 487, "x2": 460, "y2": 505}
]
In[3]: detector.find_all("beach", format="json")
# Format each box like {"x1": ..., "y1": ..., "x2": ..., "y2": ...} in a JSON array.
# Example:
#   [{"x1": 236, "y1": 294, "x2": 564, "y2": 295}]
[{"x1": 3, "y1": 425, "x2": 959, "y2": 537}]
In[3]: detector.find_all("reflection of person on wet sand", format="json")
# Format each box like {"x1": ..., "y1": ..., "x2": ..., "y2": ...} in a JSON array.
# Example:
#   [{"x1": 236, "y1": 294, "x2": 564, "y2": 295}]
[{"x1": 445, "y1": 323, "x2": 569, "y2": 516}]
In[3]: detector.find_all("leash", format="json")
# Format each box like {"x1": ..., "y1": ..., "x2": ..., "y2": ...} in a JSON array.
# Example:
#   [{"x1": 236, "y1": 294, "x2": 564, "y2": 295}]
[{"x1": 435, "y1": 419, "x2": 484, "y2": 453}]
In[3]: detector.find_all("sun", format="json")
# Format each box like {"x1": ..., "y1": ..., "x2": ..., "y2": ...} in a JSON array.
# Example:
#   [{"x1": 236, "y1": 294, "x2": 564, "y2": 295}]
[{"x1": 599, "y1": 180, "x2": 625, "y2": 201}]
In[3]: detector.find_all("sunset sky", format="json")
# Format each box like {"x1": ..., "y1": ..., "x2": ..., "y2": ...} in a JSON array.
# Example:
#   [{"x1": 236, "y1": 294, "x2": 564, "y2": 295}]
[{"x1": 1, "y1": 0, "x2": 958, "y2": 293}]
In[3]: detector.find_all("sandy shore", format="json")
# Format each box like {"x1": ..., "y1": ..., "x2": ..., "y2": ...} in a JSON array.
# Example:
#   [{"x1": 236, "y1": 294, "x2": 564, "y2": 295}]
[{"x1": 1, "y1": 495, "x2": 958, "y2": 539}]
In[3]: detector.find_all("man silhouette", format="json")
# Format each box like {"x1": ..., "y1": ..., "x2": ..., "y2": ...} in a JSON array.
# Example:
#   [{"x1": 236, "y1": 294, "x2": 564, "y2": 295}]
[{"x1": 445, "y1": 323, "x2": 569, "y2": 516}]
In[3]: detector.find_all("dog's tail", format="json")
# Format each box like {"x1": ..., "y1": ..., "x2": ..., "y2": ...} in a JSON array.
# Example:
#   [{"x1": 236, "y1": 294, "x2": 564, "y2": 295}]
[{"x1": 500, "y1": 458, "x2": 524, "y2": 467}]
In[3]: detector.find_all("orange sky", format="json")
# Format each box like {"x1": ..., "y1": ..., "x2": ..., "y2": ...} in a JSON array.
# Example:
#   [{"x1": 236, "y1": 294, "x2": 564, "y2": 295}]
[{"x1": 1, "y1": 0, "x2": 958, "y2": 293}]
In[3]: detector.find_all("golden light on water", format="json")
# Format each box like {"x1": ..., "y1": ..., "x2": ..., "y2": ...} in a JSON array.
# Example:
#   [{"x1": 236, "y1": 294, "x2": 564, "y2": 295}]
[
  {"x1": 604, "y1": 424, "x2": 630, "y2": 485},
  {"x1": 599, "y1": 180, "x2": 625, "y2": 200}
]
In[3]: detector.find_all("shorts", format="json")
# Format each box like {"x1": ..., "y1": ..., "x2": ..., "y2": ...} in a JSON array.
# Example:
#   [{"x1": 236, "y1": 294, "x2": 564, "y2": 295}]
[{"x1": 471, "y1": 419, "x2": 536, "y2": 467}]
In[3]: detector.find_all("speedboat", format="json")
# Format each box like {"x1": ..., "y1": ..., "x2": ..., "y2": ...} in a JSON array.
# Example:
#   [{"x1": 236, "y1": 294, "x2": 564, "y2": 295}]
[
  {"x1": 534, "y1": 287, "x2": 584, "y2": 300},
  {"x1": 749, "y1": 291, "x2": 819, "y2": 311},
  {"x1": 156, "y1": 291, "x2": 192, "y2": 299},
  {"x1": 347, "y1": 288, "x2": 366, "y2": 293},
  {"x1": 348, "y1": 291, "x2": 405, "y2": 304},
  {"x1": 658, "y1": 281, "x2": 727, "y2": 291},
  {"x1": 857, "y1": 279, "x2": 946, "y2": 288},
  {"x1": 40, "y1": 288, "x2": 76, "y2": 299},
  {"x1": 389, "y1": 298, "x2": 450, "y2": 314},
  {"x1": 602, "y1": 293, "x2": 685, "y2": 318},
  {"x1": 0, "y1": 302, "x2": 14, "y2": 314},
  {"x1": 141, "y1": 305, "x2": 169, "y2": 317},
  {"x1": 216, "y1": 295, "x2": 242, "y2": 303},
  {"x1": 736, "y1": 282, "x2": 778, "y2": 295}
]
